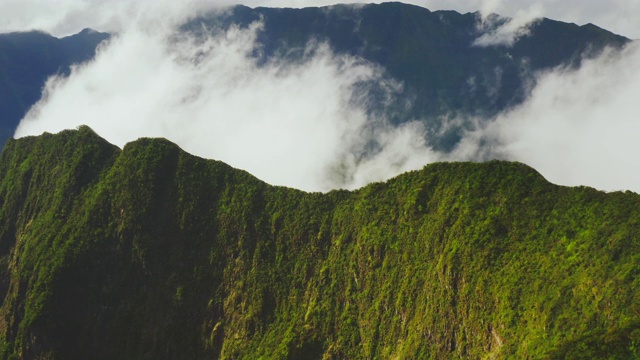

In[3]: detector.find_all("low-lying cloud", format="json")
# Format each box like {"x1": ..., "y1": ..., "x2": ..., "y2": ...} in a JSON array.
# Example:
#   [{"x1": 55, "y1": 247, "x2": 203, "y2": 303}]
[
  {"x1": 15, "y1": 19, "x2": 437, "y2": 191},
  {"x1": 10, "y1": 1, "x2": 640, "y2": 193},
  {"x1": 473, "y1": 4, "x2": 543, "y2": 47},
  {"x1": 454, "y1": 41, "x2": 640, "y2": 192}
]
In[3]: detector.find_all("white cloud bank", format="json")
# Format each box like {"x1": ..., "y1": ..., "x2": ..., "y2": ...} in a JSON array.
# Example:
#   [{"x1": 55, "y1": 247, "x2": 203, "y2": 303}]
[
  {"x1": 10, "y1": 1, "x2": 640, "y2": 193},
  {"x1": 15, "y1": 20, "x2": 439, "y2": 191},
  {"x1": 470, "y1": 42, "x2": 640, "y2": 192}
]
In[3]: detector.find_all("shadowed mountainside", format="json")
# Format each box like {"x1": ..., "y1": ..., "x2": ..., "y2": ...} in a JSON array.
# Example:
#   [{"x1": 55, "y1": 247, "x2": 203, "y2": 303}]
[
  {"x1": 187, "y1": 3, "x2": 629, "y2": 149},
  {"x1": 0, "y1": 126, "x2": 637, "y2": 359}
]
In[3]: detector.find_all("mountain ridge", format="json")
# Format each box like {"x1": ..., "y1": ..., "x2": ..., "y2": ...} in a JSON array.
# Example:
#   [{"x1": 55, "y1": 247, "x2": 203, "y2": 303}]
[
  {"x1": 197, "y1": 3, "x2": 629, "y2": 135},
  {"x1": 0, "y1": 126, "x2": 638, "y2": 359}
]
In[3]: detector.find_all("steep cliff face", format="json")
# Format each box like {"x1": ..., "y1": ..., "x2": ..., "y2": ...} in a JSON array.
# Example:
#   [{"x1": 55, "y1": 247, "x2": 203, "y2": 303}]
[{"x1": 0, "y1": 127, "x2": 638, "y2": 359}]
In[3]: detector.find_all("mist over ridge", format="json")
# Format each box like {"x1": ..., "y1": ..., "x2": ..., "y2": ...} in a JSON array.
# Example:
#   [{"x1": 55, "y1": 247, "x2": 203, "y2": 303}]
[{"x1": 4, "y1": 2, "x2": 640, "y2": 193}]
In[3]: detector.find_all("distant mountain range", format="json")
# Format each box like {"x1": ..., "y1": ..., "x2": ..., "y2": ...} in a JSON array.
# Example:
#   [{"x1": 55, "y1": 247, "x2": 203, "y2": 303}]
[
  {"x1": 0, "y1": 2, "x2": 629, "y2": 149},
  {"x1": 0, "y1": 28, "x2": 109, "y2": 145}
]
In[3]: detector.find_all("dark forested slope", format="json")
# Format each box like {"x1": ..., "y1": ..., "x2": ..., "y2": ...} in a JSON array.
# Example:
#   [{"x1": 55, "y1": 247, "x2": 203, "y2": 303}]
[{"x1": 0, "y1": 127, "x2": 637, "y2": 359}]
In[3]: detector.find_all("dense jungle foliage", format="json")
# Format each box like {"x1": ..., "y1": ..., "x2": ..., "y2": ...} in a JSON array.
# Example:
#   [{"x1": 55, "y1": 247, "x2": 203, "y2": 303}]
[{"x1": 0, "y1": 127, "x2": 638, "y2": 359}]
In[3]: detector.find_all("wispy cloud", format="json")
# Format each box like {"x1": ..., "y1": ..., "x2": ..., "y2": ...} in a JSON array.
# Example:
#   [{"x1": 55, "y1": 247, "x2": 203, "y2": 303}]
[
  {"x1": 452, "y1": 42, "x2": 640, "y2": 192},
  {"x1": 473, "y1": 3, "x2": 543, "y2": 47},
  {"x1": 1, "y1": 1, "x2": 638, "y2": 38},
  {"x1": 9, "y1": 1, "x2": 640, "y2": 193}
]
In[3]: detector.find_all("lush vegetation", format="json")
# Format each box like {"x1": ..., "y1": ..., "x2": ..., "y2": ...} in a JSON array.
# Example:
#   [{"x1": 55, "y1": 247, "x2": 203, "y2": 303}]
[{"x1": 0, "y1": 127, "x2": 637, "y2": 359}]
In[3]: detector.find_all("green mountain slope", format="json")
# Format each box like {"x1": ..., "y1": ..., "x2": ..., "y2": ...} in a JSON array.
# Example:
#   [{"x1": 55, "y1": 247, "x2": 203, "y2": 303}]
[{"x1": 0, "y1": 127, "x2": 638, "y2": 359}]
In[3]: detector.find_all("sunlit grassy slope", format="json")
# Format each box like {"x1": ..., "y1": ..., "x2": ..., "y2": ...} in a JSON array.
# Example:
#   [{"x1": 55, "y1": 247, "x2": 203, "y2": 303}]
[{"x1": 0, "y1": 126, "x2": 638, "y2": 359}]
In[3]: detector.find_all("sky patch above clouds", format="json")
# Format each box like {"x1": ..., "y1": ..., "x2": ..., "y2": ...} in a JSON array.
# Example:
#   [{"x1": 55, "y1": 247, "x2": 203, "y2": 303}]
[
  {"x1": 6, "y1": 1, "x2": 640, "y2": 193},
  {"x1": 1, "y1": 0, "x2": 639, "y2": 38}
]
